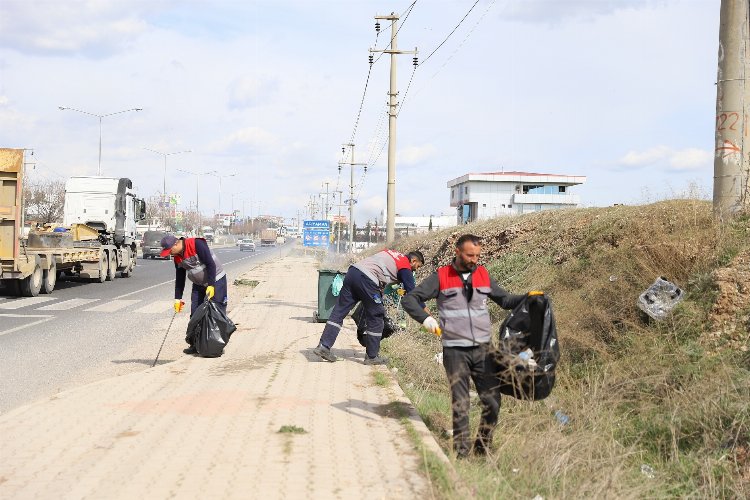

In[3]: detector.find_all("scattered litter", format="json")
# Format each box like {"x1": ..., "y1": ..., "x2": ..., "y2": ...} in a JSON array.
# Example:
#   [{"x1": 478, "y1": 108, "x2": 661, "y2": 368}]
[
  {"x1": 233, "y1": 278, "x2": 259, "y2": 287},
  {"x1": 638, "y1": 277, "x2": 684, "y2": 320},
  {"x1": 511, "y1": 468, "x2": 520, "y2": 474},
  {"x1": 406, "y1": 382, "x2": 414, "y2": 389},
  {"x1": 433, "y1": 352, "x2": 443, "y2": 364},
  {"x1": 609, "y1": 275, "x2": 618, "y2": 282},
  {"x1": 390, "y1": 367, "x2": 398, "y2": 374},
  {"x1": 531, "y1": 495, "x2": 544, "y2": 500},
  {"x1": 554, "y1": 410, "x2": 570, "y2": 425},
  {"x1": 640, "y1": 464, "x2": 655, "y2": 479}
]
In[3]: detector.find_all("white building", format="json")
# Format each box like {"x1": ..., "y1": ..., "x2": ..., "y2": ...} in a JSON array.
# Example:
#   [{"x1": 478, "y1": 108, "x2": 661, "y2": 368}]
[
  {"x1": 447, "y1": 171, "x2": 586, "y2": 223},
  {"x1": 378, "y1": 210, "x2": 458, "y2": 235}
]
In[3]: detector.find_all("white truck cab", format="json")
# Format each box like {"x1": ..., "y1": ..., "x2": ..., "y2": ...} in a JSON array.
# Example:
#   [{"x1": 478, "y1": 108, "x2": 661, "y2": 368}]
[{"x1": 63, "y1": 176, "x2": 145, "y2": 246}]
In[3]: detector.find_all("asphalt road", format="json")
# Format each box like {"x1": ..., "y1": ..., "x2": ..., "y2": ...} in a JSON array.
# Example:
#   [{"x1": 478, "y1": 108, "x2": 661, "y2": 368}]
[{"x1": 0, "y1": 241, "x2": 293, "y2": 414}]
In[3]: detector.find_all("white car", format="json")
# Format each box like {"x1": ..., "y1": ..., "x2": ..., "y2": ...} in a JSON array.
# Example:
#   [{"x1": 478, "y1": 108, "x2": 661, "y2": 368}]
[{"x1": 239, "y1": 239, "x2": 256, "y2": 252}]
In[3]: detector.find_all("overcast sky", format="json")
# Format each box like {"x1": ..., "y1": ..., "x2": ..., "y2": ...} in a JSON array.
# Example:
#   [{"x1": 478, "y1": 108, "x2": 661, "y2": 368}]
[{"x1": 0, "y1": 0, "x2": 720, "y2": 223}]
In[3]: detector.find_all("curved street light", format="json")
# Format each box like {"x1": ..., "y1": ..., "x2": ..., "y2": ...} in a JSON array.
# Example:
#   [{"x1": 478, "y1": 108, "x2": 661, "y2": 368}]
[
  {"x1": 207, "y1": 172, "x2": 237, "y2": 214},
  {"x1": 144, "y1": 148, "x2": 192, "y2": 200},
  {"x1": 177, "y1": 168, "x2": 216, "y2": 229},
  {"x1": 58, "y1": 106, "x2": 142, "y2": 176}
]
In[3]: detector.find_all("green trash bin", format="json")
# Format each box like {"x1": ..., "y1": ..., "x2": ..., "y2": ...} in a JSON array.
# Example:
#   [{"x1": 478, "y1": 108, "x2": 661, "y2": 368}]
[{"x1": 314, "y1": 269, "x2": 341, "y2": 322}]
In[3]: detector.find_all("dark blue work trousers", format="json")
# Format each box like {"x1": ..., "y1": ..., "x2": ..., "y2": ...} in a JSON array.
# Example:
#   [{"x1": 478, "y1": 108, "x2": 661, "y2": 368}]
[
  {"x1": 190, "y1": 275, "x2": 228, "y2": 317},
  {"x1": 319, "y1": 267, "x2": 385, "y2": 358}
]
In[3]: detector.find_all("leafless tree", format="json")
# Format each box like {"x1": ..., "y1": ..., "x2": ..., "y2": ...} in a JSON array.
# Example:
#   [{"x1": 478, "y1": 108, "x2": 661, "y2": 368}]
[{"x1": 23, "y1": 177, "x2": 65, "y2": 224}]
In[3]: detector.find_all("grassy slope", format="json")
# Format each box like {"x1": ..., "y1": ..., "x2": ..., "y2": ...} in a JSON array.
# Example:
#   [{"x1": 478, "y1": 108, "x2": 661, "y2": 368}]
[{"x1": 382, "y1": 200, "x2": 749, "y2": 499}]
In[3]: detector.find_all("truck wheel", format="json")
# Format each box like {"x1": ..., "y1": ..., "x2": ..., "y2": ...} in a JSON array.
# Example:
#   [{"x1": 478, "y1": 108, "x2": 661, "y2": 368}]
[
  {"x1": 95, "y1": 252, "x2": 107, "y2": 283},
  {"x1": 106, "y1": 252, "x2": 116, "y2": 281},
  {"x1": 121, "y1": 249, "x2": 134, "y2": 278},
  {"x1": 20, "y1": 257, "x2": 43, "y2": 297},
  {"x1": 41, "y1": 260, "x2": 57, "y2": 294}
]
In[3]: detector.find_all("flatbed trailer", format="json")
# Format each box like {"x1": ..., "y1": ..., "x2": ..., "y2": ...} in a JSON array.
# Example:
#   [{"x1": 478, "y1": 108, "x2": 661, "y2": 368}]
[{"x1": 0, "y1": 148, "x2": 138, "y2": 297}]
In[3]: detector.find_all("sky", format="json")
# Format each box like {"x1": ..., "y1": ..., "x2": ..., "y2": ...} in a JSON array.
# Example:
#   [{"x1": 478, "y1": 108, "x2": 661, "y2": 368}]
[{"x1": 0, "y1": 0, "x2": 721, "y2": 224}]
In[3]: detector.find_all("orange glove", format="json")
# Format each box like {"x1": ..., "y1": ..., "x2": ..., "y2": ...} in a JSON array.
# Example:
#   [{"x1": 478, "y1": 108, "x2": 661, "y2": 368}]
[{"x1": 174, "y1": 300, "x2": 185, "y2": 313}]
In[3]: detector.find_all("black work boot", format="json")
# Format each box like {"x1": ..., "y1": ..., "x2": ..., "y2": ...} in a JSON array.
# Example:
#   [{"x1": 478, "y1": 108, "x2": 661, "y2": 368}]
[
  {"x1": 183, "y1": 345, "x2": 197, "y2": 355},
  {"x1": 313, "y1": 343, "x2": 337, "y2": 362}
]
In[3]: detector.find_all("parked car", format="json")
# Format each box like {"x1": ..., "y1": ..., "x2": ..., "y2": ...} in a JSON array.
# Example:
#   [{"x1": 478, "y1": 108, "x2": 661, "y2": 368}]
[
  {"x1": 239, "y1": 239, "x2": 256, "y2": 252},
  {"x1": 142, "y1": 230, "x2": 169, "y2": 259}
]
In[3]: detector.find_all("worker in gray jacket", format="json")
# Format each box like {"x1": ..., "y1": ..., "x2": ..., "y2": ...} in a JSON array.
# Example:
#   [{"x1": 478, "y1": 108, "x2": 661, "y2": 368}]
[
  {"x1": 313, "y1": 249, "x2": 425, "y2": 365},
  {"x1": 401, "y1": 234, "x2": 526, "y2": 458}
]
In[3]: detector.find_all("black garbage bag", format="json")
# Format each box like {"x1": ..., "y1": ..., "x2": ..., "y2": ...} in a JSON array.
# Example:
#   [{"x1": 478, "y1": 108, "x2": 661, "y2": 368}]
[
  {"x1": 185, "y1": 299, "x2": 237, "y2": 358},
  {"x1": 489, "y1": 293, "x2": 560, "y2": 401},
  {"x1": 352, "y1": 302, "x2": 398, "y2": 347}
]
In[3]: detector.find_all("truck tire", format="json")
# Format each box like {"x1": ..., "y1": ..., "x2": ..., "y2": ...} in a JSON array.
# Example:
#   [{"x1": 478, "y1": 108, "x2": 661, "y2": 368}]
[
  {"x1": 121, "y1": 248, "x2": 134, "y2": 278},
  {"x1": 106, "y1": 251, "x2": 116, "y2": 281},
  {"x1": 94, "y1": 252, "x2": 107, "y2": 283},
  {"x1": 20, "y1": 257, "x2": 43, "y2": 297},
  {"x1": 41, "y1": 260, "x2": 57, "y2": 294}
]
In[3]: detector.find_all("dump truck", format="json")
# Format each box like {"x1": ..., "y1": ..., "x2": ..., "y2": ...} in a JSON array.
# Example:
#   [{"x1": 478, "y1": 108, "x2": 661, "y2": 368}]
[
  {"x1": 260, "y1": 228, "x2": 277, "y2": 247},
  {"x1": 0, "y1": 148, "x2": 147, "y2": 296}
]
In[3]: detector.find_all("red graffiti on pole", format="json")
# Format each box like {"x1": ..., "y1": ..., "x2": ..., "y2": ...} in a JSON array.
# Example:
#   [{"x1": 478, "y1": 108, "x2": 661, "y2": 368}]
[{"x1": 716, "y1": 139, "x2": 741, "y2": 157}]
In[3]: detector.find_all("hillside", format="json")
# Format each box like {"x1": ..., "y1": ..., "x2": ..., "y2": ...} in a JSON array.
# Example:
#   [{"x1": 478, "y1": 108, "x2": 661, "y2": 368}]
[{"x1": 380, "y1": 200, "x2": 749, "y2": 498}]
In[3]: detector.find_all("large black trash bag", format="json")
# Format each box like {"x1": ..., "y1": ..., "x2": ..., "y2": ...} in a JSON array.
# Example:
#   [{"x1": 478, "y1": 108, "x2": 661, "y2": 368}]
[
  {"x1": 185, "y1": 299, "x2": 237, "y2": 358},
  {"x1": 352, "y1": 302, "x2": 398, "y2": 347},
  {"x1": 489, "y1": 293, "x2": 560, "y2": 401}
]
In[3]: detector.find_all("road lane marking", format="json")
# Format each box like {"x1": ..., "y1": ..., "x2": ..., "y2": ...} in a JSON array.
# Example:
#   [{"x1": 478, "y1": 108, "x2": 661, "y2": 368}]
[
  {"x1": 132, "y1": 300, "x2": 174, "y2": 314},
  {"x1": 0, "y1": 315, "x2": 54, "y2": 337},
  {"x1": 37, "y1": 298, "x2": 101, "y2": 311},
  {"x1": 84, "y1": 299, "x2": 140, "y2": 312},
  {"x1": 0, "y1": 297, "x2": 55, "y2": 310}
]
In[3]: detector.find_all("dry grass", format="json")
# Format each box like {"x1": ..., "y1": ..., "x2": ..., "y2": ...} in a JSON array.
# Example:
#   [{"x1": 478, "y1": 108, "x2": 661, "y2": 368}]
[{"x1": 382, "y1": 200, "x2": 750, "y2": 499}]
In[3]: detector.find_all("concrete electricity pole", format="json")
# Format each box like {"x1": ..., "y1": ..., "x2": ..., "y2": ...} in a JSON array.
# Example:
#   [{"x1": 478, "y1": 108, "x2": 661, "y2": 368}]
[
  {"x1": 370, "y1": 12, "x2": 417, "y2": 244},
  {"x1": 320, "y1": 182, "x2": 331, "y2": 220},
  {"x1": 340, "y1": 143, "x2": 367, "y2": 253},
  {"x1": 714, "y1": 0, "x2": 750, "y2": 214}
]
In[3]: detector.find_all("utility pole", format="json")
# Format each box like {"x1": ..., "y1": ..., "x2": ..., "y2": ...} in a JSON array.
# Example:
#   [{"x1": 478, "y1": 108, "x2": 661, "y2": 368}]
[
  {"x1": 340, "y1": 143, "x2": 367, "y2": 253},
  {"x1": 714, "y1": 0, "x2": 750, "y2": 215},
  {"x1": 331, "y1": 190, "x2": 344, "y2": 253},
  {"x1": 320, "y1": 182, "x2": 331, "y2": 220},
  {"x1": 371, "y1": 12, "x2": 417, "y2": 244}
]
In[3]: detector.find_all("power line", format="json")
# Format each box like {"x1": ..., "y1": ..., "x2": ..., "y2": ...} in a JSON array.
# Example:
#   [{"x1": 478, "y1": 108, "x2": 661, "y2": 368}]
[{"x1": 419, "y1": 0, "x2": 481, "y2": 67}]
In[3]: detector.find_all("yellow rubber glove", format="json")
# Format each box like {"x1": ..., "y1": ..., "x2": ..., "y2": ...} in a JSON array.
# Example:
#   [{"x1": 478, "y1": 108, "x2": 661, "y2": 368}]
[
  {"x1": 396, "y1": 288, "x2": 406, "y2": 296},
  {"x1": 174, "y1": 299, "x2": 185, "y2": 313},
  {"x1": 206, "y1": 285, "x2": 215, "y2": 300},
  {"x1": 528, "y1": 290, "x2": 544, "y2": 297}
]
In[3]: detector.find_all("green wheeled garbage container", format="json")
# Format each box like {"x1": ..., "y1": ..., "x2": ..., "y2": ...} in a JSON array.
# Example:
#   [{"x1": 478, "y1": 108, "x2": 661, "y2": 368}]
[{"x1": 314, "y1": 269, "x2": 340, "y2": 322}]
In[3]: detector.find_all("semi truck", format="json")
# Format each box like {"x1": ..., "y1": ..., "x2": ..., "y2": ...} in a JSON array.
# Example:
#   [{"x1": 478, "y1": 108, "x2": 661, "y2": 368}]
[
  {"x1": 0, "y1": 148, "x2": 146, "y2": 296},
  {"x1": 260, "y1": 229, "x2": 277, "y2": 247}
]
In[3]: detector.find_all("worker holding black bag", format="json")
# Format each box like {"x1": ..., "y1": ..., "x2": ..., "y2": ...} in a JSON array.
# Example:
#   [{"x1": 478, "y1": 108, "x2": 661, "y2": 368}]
[
  {"x1": 160, "y1": 234, "x2": 234, "y2": 356},
  {"x1": 402, "y1": 234, "x2": 528, "y2": 459}
]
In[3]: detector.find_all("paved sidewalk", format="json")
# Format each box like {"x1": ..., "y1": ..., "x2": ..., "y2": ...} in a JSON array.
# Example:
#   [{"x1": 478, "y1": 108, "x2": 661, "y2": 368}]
[{"x1": 0, "y1": 255, "x2": 448, "y2": 499}]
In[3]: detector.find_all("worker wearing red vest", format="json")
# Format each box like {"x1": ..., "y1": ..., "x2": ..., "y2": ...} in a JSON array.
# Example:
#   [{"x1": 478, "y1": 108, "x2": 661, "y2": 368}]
[
  {"x1": 160, "y1": 234, "x2": 228, "y2": 354},
  {"x1": 402, "y1": 234, "x2": 527, "y2": 458}
]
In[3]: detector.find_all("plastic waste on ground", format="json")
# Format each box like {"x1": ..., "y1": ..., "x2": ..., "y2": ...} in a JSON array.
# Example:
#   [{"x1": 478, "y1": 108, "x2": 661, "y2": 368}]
[
  {"x1": 637, "y1": 277, "x2": 684, "y2": 320},
  {"x1": 433, "y1": 352, "x2": 443, "y2": 364},
  {"x1": 554, "y1": 410, "x2": 570, "y2": 425},
  {"x1": 640, "y1": 464, "x2": 655, "y2": 479}
]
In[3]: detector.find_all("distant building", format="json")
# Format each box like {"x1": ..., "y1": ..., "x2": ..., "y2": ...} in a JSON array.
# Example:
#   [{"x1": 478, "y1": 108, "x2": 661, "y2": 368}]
[
  {"x1": 378, "y1": 209, "x2": 458, "y2": 236},
  {"x1": 447, "y1": 171, "x2": 586, "y2": 223}
]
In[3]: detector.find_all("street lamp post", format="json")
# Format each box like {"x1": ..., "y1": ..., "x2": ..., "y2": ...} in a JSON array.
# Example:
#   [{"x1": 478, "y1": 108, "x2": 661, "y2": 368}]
[
  {"x1": 177, "y1": 168, "x2": 216, "y2": 230},
  {"x1": 144, "y1": 148, "x2": 191, "y2": 200},
  {"x1": 58, "y1": 106, "x2": 142, "y2": 176},
  {"x1": 208, "y1": 172, "x2": 237, "y2": 215}
]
